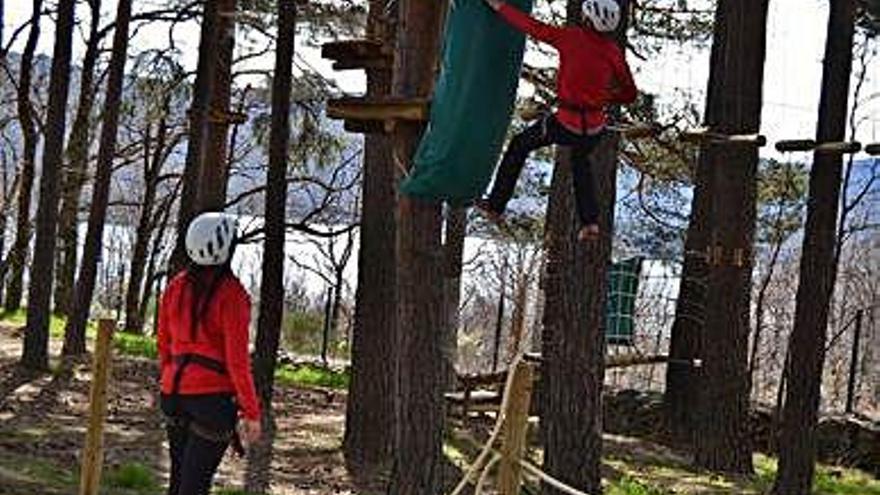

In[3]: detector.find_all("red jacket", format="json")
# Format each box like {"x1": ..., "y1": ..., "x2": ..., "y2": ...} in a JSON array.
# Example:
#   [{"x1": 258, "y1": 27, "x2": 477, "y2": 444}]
[
  {"x1": 157, "y1": 270, "x2": 261, "y2": 421},
  {"x1": 498, "y1": 4, "x2": 638, "y2": 131}
]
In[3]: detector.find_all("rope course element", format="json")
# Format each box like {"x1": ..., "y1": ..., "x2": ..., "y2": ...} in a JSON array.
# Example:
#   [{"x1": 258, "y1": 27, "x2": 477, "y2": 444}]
[{"x1": 775, "y1": 139, "x2": 863, "y2": 154}]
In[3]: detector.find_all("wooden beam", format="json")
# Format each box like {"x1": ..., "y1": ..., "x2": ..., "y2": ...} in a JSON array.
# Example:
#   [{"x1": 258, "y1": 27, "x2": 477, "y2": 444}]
[
  {"x1": 78, "y1": 319, "x2": 115, "y2": 495},
  {"x1": 776, "y1": 139, "x2": 816, "y2": 152},
  {"x1": 326, "y1": 97, "x2": 429, "y2": 124},
  {"x1": 680, "y1": 127, "x2": 767, "y2": 146},
  {"x1": 322, "y1": 39, "x2": 392, "y2": 71},
  {"x1": 498, "y1": 361, "x2": 535, "y2": 495},
  {"x1": 775, "y1": 139, "x2": 862, "y2": 154},
  {"x1": 815, "y1": 141, "x2": 861, "y2": 153},
  {"x1": 866, "y1": 143, "x2": 880, "y2": 156}
]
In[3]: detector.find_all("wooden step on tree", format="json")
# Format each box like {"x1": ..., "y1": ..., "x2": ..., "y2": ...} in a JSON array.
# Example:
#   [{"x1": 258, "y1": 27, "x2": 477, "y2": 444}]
[
  {"x1": 326, "y1": 96, "x2": 430, "y2": 133},
  {"x1": 321, "y1": 39, "x2": 393, "y2": 71},
  {"x1": 322, "y1": 39, "x2": 429, "y2": 133}
]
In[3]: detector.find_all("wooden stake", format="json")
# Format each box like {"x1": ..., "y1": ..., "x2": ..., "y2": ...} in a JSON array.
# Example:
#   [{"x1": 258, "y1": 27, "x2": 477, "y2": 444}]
[
  {"x1": 866, "y1": 143, "x2": 880, "y2": 156},
  {"x1": 78, "y1": 319, "x2": 116, "y2": 495},
  {"x1": 498, "y1": 361, "x2": 535, "y2": 495}
]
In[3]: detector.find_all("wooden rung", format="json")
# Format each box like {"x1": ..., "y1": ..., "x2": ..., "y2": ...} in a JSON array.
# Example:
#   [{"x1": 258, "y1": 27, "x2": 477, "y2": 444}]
[
  {"x1": 866, "y1": 143, "x2": 880, "y2": 156},
  {"x1": 775, "y1": 140, "x2": 862, "y2": 154},
  {"x1": 322, "y1": 39, "x2": 392, "y2": 71},
  {"x1": 680, "y1": 127, "x2": 767, "y2": 146},
  {"x1": 327, "y1": 97, "x2": 429, "y2": 124},
  {"x1": 776, "y1": 139, "x2": 816, "y2": 152},
  {"x1": 815, "y1": 141, "x2": 861, "y2": 153}
]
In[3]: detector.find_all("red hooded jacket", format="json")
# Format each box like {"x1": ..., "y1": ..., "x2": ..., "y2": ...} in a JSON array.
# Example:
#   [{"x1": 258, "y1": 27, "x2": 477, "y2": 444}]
[
  {"x1": 157, "y1": 270, "x2": 261, "y2": 421},
  {"x1": 498, "y1": 4, "x2": 638, "y2": 131}
]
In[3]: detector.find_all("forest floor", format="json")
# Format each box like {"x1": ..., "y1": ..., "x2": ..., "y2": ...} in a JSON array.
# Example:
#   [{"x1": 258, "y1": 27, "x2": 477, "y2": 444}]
[{"x1": 0, "y1": 322, "x2": 878, "y2": 495}]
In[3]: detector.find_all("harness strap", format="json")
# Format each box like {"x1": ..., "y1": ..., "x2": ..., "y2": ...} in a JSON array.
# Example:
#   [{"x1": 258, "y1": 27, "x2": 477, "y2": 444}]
[{"x1": 166, "y1": 353, "x2": 245, "y2": 456}]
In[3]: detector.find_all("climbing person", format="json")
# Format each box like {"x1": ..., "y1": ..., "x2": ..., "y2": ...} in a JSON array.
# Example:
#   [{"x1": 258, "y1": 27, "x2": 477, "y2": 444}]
[
  {"x1": 157, "y1": 212, "x2": 262, "y2": 495},
  {"x1": 475, "y1": 0, "x2": 637, "y2": 242}
]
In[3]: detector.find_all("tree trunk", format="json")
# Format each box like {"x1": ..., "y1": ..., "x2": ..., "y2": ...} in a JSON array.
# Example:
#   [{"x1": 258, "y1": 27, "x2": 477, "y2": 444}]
[
  {"x1": 541, "y1": 141, "x2": 616, "y2": 495},
  {"x1": 170, "y1": 0, "x2": 223, "y2": 272},
  {"x1": 694, "y1": 0, "x2": 768, "y2": 474},
  {"x1": 196, "y1": 0, "x2": 236, "y2": 211},
  {"x1": 124, "y1": 115, "x2": 167, "y2": 334},
  {"x1": 6, "y1": 0, "x2": 42, "y2": 313},
  {"x1": 773, "y1": 1, "x2": 855, "y2": 492},
  {"x1": 442, "y1": 207, "x2": 466, "y2": 389},
  {"x1": 538, "y1": 2, "x2": 624, "y2": 492},
  {"x1": 54, "y1": 0, "x2": 101, "y2": 317},
  {"x1": 61, "y1": 0, "x2": 133, "y2": 356},
  {"x1": 21, "y1": 0, "x2": 76, "y2": 370},
  {"x1": 388, "y1": 1, "x2": 446, "y2": 493},
  {"x1": 343, "y1": 0, "x2": 398, "y2": 467},
  {"x1": 245, "y1": 2, "x2": 294, "y2": 490},
  {"x1": 663, "y1": 1, "x2": 728, "y2": 442}
]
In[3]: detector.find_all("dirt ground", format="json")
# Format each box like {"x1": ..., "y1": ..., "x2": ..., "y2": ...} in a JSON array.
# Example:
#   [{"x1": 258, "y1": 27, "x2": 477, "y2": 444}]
[{"x1": 1, "y1": 324, "x2": 876, "y2": 495}]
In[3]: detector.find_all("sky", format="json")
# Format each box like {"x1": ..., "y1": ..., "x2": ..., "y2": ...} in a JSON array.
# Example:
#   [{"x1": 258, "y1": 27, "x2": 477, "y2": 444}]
[{"x1": 4, "y1": 0, "x2": 879, "y2": 161}]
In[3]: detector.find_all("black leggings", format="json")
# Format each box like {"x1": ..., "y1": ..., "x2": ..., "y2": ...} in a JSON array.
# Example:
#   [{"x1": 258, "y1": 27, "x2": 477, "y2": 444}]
[
  {"x1": 486, "y1": 115, "x2": 603, "y2": 226},
  {"x1": 161, "y1": 394, "x2": 237, "y2": 495}
]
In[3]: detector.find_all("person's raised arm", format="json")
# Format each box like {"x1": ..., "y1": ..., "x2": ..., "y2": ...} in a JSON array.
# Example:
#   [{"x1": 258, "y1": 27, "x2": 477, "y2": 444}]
[
  {"x1": 607, "y1": 46, "x2": 637, "y2": 104},
  {"x1": 484, "y1": 0, "x2": 564, "y2": 47}
]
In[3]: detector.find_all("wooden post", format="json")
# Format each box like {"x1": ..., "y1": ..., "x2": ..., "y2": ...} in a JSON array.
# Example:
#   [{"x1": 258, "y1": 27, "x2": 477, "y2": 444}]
[
  {"x1": 498, "y1": 361, "x2": 535, "y2": 495},
  {"x1": 78, "y1": 319, "x2": 115, "y2": 495},
  {"x1": 845, "y1": 310, "x2": 863, "y2": 414}
]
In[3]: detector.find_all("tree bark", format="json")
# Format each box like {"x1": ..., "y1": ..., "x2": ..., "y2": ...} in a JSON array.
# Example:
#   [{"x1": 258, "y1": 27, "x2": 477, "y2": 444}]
[
  {"x1": 442, "y1": 207, "x2": 466, "y2": 389},
  {"x1": 773, "y1": 1, "x2": 856, "y2": 492},
  {"x1": 343, "y1": 0, "x2": 398, "y2": 467},
  {"x1": 245, "y1": 1, "x2": 294, "y2": 490},
  {"x1": 21, "y1": 0, "x2": 76, "y2": 369},
  {"x1": 5, "y1": 0, "x2": 42, "y2": 313},
  {"x1": 61, "y1": 0, "x2": 133, "y2": 356},
  {"x1": 196, "y1": 0, "x2": 236, "y2": 211},
  {"x1": 54, "y1": 0, "x2": 101, "y2": 318},
  {"x1": 170, "y1": 0, "x2": 223, "y2": 272},
  {"x1": 388, "y1": 1, "x2": 446, "y2": 493},
  {"x1": 663, "y1": 1, "x2": 727, "y2": 442},
  {"x1": 694, "y1": 0, "x2": 768, "y2": 474}
]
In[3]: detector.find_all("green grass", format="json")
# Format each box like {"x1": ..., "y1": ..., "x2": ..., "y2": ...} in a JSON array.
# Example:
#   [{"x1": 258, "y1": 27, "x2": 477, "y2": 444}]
[
  {"x1": 275, "y1": 362, "x2": 350, "y2": 390},
  {"x1": 608, "y1": 476, "x2": 671, "y2": 495},
  {"x1": 112, "y1": 331, "x2": 158, "y2": 359},
  {"x1": 0, "y1": 309, "x2": 68, "y2": 337},
  {"x1": 753, "y1": 454, "x2": 880, "y2": 495},
  {"x1": 103, "y1": 462, "x2": 158, "y2": 492}
]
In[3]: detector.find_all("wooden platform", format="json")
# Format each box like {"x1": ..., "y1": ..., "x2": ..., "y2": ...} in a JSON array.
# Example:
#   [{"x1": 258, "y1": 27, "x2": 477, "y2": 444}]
[
  {"x1": 326, "y1": 97, "x2": 430, "y2": 133},
  {"x1": 321, "y1": 39, "x2": 393, "y2": 71}
]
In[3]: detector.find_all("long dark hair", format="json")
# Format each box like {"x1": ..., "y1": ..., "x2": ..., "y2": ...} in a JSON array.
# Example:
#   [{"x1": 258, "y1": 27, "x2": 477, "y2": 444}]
[{"x1": 180, "y1": 261, "x2": 233, "y2": 341}]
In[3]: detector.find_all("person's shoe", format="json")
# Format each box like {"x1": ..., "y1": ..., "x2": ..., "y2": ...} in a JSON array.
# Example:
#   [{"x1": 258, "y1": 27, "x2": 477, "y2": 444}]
[
  {"x1": 474, "y1": 199, "x2": 506, "y2": 227},
  {"x1": 578, "y1": 224, "x2": 600, "y2": 242}
]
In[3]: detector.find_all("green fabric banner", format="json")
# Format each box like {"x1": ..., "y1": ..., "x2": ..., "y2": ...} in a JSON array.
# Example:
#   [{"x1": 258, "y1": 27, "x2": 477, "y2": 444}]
[{"x1": 399, "y1": 0, "x2": 534, "y2": 205}]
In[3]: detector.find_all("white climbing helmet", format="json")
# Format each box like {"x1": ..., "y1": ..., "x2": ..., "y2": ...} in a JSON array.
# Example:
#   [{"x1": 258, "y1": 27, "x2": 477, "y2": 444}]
[
  {"x1": 582, "y1": 0, "x2": 621, "y2": 32},
  {"x1": 185, "y1": 212, "x2": 238, "y2": 266}
]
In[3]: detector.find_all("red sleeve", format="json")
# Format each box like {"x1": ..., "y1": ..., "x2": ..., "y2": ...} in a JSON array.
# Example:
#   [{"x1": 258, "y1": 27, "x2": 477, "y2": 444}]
[
  {"x1": 608, "y1": 47, "x2": 637, "y2": 104},
  {"x1": 157, "y1": 287, "x2": 173, "y2": 372},
  {"x1": 222, "y1": 283, "x2": 261, "y2": 421},
  {"x1": 497, "y1": 4, "x2": 564, "y2": 47}
]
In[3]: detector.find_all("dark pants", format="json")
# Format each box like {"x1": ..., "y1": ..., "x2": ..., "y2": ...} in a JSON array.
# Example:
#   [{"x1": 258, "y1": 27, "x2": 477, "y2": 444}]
[
  {"x1": 161, "y1": 394, "x2": 237, "y2": 495},
  {"x1": 486, "y1": 115, "x2": 604, "y2": 226}
]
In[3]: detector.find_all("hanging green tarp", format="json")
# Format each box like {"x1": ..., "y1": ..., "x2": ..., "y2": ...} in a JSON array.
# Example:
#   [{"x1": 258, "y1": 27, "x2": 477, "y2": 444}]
[
  {"x1": 399, "y1": 0, "x2": 534, "y2": 205},
  {"x1": 606, "y1": 257, "x2": 643, "y2": 346}
]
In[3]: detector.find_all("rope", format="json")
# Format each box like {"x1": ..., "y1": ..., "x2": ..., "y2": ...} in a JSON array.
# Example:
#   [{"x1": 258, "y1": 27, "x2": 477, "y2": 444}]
[
  {"x1": 520, "y1": 459, "x2": 595, "y2": 495},
  {"x1": 475, "y1": 454, "x2": 501, "y2": 495},
  {"x1": 447, "y1": 351, "x2": 525, "y2": 495}
]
